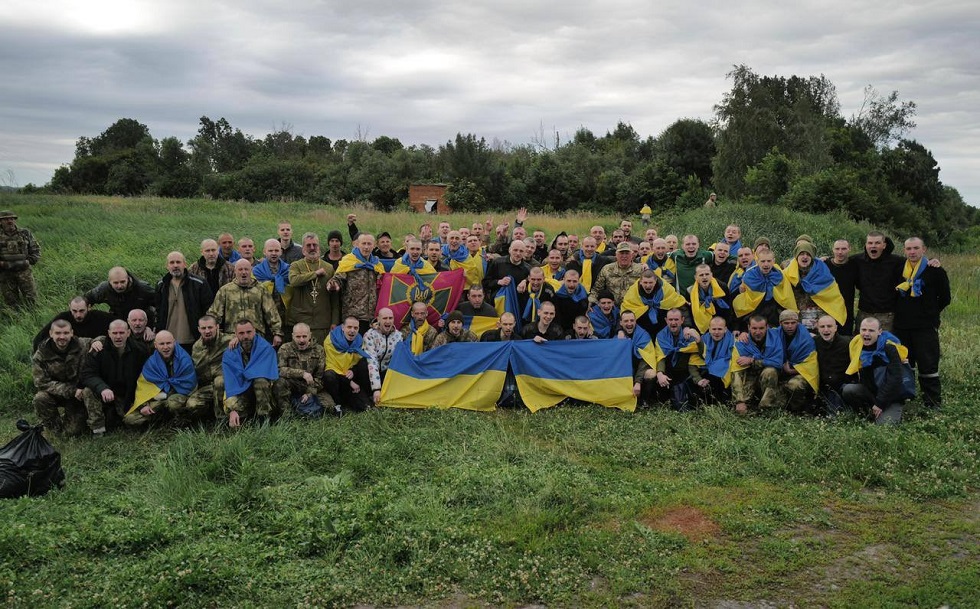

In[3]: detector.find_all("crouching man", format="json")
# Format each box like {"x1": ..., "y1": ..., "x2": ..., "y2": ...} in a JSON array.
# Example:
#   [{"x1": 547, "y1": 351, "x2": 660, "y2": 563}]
[
  {"x1": 124, "y1": 330, "x2": 198, "y2": 428},
  {"x1": 277, "y1": 322, "x2": 337, "y2": 417},
  {"x1": 221, "y1": 319, "x2": 280, "y2": 428}
]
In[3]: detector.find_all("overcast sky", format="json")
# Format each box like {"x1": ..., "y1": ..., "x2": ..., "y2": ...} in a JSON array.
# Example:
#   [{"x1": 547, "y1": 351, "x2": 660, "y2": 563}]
[{"x1": 2, "y1": 0, "x2": 977, "y2": 206}]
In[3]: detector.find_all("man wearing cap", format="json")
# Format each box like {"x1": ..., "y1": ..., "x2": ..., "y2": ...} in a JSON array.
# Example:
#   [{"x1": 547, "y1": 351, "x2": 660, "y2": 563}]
[
  {"x1": 373, "y1": 232, "x2": 398, "y2": 260},
  {"x1": 432, "y1": 311, "x2": 478, "y2": 348},
  {"x1": 590, "y1": 242, "x2": 644, "y2": 306},
  {"x1": 0, "y1": 210, "x2": 40, "y2": 308}
]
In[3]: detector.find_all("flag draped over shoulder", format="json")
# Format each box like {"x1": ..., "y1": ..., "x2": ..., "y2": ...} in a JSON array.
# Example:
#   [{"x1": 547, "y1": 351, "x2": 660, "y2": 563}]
[
  {"x1": 731, "y1": 329, "x2": 784, "y2": 372},
  {"x1": 701, "y1": 331, "x2": 735, "y2": 387},
  {"x1": 377, "y1": 268, "x2": 465, "y2": 327},
  {"x1": 222, "y1": 335, "x2": 279, "y2": 398},
  {"x1": 510, "y1": 340, "x2": 636, "y2": 412},
  {"x1": 782, "y1": 259, "x2": 847, "y2": 326},
  {"x1": 132, "y1": 346, "x2": 197, "y2": 413},
  {"x1": 896, "y1": 258, "x2": 926, "y2": 297},
  {"x1": 846, "y1": 332, "x2": 909, "y2": 375},
  {"x1": 575, "y1": 251, "x2": 598, "y2": 291},
  {"x1": 324, "y1": 325, "x2": 371, "y2": 373},
  {"x1": 588, "y1": 304, "x2": 619, "y2": 339},
  {"x1": 621, "y1": 279, "x2": 686, "y2": 325},
  {"x1": 252, "y1": 259, "x2": 293, "y2": 308},
  {"x1": 689, "y1": 278, "x2": 730, "y2": 334},
  {"x1": 455, "y1": 252, "x2": 486, "y2": 289},
  {"x1": 654, "y1": 327, "x2": 700, "y2": 368},
  {"x1": 628, "y1": 326, "x2": 659, "y2": 369},
  {"x1": 646, "y1": 256, "x2": 676, "y2": 282},
  {"x1": 733, "y1": 266, "x2": 797, "y2": 318},
  {"x1": 336, "y1": 250, "x2": 386, "y2": 274},
  {"x1": 381, "y1": 342, "x2": 510, "y2": 411},
  {"x1": 784, "y1": 329, "x2": 820, "y2": 391}
]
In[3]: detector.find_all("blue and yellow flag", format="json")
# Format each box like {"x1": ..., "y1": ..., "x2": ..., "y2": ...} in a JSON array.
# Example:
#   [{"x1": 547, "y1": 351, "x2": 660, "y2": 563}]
[
  {"x1": 782, "y1": 258, "x2": 847, "y2": 326},
  {"x1": 588, "y1": 304, "x2": 619, "y2": 339},
  {"x1": 510, "y1": 340, "x2": 636, "y2": 412},
  {"x1": 336, "y1": 250, "x2": 386, "y2": 274},
  {"x1": 701, "y1": 331, "x2": 735, "y2": 387},
  {"x1": 731, "y1": 329, "x2": 784, "y2": 372},
  {"x1": 253, "y1": 259, "x2": 293, "y2": 309},
  {"x1": 621, "y1": 278, "x2": 687, "y2": 325},
  {"x1": 132, "y1": 346, "x2": 197, "y2": 413},
  {"x1": 389, "y1": 254, "x2": 435, "y2": 275},
  {"x1": 628, "y1": 326, "x2": 659, "y2": 369},
  {"x1": 324, "y1": 325, "x2": 371, "y2": 373},
  {"x1": 733, "y1": 266, "x2": 797, "y2": 318},
  {"x1": 646, "y1": 255, "x2": 676, "y2": 282},
  {"x1": 846, "y1": 332, "x2": 909, "y2": 376},
  {"x1": 654, "y1": 327, "x2": 700, "y2": 369},
  {"x1": 222, "y1": 335, "x2": 279, "y2": 398},
  {"x1": 381, "y1": 342, "x2": 510, "y2": 411},
  {"x1": 784, "y1": 328, "x2": 820, "y2": 392},
  {"x1": 688, "y1": 278, "x2": 730, "y2": 334},
  {"x1": 463, "y1": 314, "x2": 500, "y2": 339},
  {"x1": 494, "y1": 280, "x2": 523, "y2": 332},
  {"x1": 897, "y1": 258, "x2": 926, "y2": 298}
]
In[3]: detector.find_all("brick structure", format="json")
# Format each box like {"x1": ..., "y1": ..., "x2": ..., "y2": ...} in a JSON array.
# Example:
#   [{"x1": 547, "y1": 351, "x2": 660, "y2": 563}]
[{"x1": 409, "y1": 184, "x2": 450, "y2": 215}]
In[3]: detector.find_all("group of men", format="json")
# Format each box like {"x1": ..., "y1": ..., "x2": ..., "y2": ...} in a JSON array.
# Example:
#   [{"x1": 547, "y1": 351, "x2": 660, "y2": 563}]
[{"x1": 30, "y1": 210, "x2": 950, "y2": 436}]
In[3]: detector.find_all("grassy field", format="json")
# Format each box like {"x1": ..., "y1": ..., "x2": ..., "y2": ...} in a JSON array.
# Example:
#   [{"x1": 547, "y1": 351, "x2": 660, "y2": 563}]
[{"x1": 0, "y1": 194, "x2": 977, "y2": 608}]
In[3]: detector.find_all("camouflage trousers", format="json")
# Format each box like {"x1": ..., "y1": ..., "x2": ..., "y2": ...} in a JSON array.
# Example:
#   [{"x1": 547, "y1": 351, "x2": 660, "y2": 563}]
[
  {"x1": 276, "y1": 377, "x2": 336, "y2": 416},
  {"x1": 186, "y1": 377, "x2": 225, "y2": 420},
  {"x1": 0, "y1": 268, "x2": 37, "y2": 308},
  {"x1": 33, "y1": 390, "x2": 88, "y2": 436},
  {"x1": 732, "y1": 367, "x2": 811, "y2": 411},
  {"x1": 123, "y1": 393, "x2": 190, "y2": 428},
  {"x1": 82, "y1": 388, "x2": 130, "y2": 434},
  {"x1": 223, "y1": 378, "x2": 279, "y2": 421}
]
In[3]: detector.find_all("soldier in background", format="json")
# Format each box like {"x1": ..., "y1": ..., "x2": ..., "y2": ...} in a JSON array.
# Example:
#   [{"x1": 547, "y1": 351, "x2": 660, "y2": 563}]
[{"x1": 0, "y1": 209, "x2": 41, "y2": 308}]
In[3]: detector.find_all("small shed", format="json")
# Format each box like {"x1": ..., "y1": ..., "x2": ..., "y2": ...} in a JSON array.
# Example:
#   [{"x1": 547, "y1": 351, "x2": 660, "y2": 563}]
[{"x1": 409, "y1": 183, "x2": 450, "y2": 214}]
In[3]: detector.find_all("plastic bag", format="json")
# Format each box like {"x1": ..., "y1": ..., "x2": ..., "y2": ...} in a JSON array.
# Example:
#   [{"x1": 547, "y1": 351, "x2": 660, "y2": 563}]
[{"x1": 0, "y1": 420, "x2": 66, "y2": 499}]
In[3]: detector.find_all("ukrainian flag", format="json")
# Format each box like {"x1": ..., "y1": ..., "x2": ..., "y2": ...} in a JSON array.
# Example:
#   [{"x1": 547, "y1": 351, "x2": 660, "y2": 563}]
[
  {"x1": 782, "y1": 258, "x2": 847, "y2": 326},
  {"x1": 629, "y1": 326, "x2": 660, "y2": 370},
  {"x1": 846, "y1": 332, "x2": 909, "y2": 375},
  {"x1": 463, "y1": 314, "x2": 500, "y2": 339},
  {"x1": 784, "y1": 328, "x2": 820, "y2": 392},
  {"x1": 380, "y1": 342, "x2": 509, "y2": 412},
  {"x1": 732, "y1": 266, "x2": 797, "y2": 318},
  {"x1": 510, "y1": 340, "x2": 636, "y2": 412},
  {"x1": 494, "y1": 280, "x2": 522, "y2": 331},
  {"x1": 131, "y1": 346, "x2": 197, "y2": 414}
]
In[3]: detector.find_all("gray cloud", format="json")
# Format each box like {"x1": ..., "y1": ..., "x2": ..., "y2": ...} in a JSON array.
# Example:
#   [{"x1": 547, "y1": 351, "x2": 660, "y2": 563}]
[{"x1": 1, "y1": 0, "x2": 976, "y2": 205}]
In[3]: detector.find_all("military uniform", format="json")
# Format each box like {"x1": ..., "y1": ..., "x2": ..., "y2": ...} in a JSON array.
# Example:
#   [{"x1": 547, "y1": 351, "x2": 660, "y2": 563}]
[
  {"x1": 276, "y1": 341, "x2": 335, "y2": 413},
  {"x1": 0, "y1": 210, "x2": 40, "y2": 308},
  {"x1": 208, "y1": 278, "x2": 282, "y2": 340},
  {"x1": 186, "y1": 334, "x2": 231, "y2": 419},
  {"x1": 336, "y1": 267, "x2": 380, "y2": 326},
  {"x1": 32, "y1": 337, "x2": 90, "y2": 435},
  {"x1": 590, "y1": 262, "x2": 644, "y2": 305}
]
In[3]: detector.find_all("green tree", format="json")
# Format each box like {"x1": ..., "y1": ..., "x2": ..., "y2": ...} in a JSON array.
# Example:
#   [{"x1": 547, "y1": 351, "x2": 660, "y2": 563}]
[{"x1": 656, "y1": 118, "x2": 716, "y2": 187}]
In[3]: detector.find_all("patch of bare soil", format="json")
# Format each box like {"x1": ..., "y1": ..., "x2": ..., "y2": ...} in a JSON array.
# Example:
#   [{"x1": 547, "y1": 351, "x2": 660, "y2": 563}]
[{"x1": 640, "y1": 505, "x2": 722, "y2": 542}]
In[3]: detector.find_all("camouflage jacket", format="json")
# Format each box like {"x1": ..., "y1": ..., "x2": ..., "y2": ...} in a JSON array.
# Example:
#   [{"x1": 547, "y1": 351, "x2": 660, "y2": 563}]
[
  {"x1": 208, "y1": 278, "x2": 282, "y2": 338},
  {"x1": 0, "y1": 227, "x2": 40, "y2": 271},
  {"x1": 277, "y1": 342, "x2": 326, "y2": 391},
  {"x1": 336, "y1": 267, "x2": 379, "y2": 321},
  {"x1": 32, "y1": 337, "x2": 91, "y2": 397},
  {"x1": 590, "y1": 263, "x2": 645, "y2": 305},
  {"x1": 191, "y1": 334, "x2": 232, "y2": 386}
]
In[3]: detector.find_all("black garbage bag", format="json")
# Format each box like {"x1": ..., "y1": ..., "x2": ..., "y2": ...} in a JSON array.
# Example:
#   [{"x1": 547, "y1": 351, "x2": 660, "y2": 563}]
[{"x1": 0, "y1": 420, "x2": 65, "y2": 499}]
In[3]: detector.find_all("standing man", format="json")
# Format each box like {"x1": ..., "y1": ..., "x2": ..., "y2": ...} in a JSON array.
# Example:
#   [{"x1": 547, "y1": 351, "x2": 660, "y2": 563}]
[
  {"x1": 0, "y1": 209, "x2": 40, "y2": 308},
  {"x1": 217, "y1": 233, "x2": 241, "y2": 262},
  {"x1": 483, "y1": 240, "x2": 531, "y2": 300},
  {"x1": 237, "y1": 238, "x2": 256, "y2": 265},
  {"x1": 84, "y1": 267, "x2": 157, "y2": 328},
  {"x1": 826, "y1": 239, "x2": 857, "y2": 335},
  {"x1": 253, "y1": 238, "x2": 291, "y2": 332},
  {"x1": 333, "y1": 233, "x2": 385, "y2": 335},
  {"x1": 209, "y1": 259, "x2": 283, "y2": 346},
  {"x1": 156, "y1": 251, "x2": 214, "y2": 354},
  {"x1": 278, "y1": 221, "x2": 304, "y2": 263},
  {"x1": 288, "y1": 232, "x2": 336, "y2": 345},
  {"x1": 33, "y1": 296, "x2": 113, "y2": 351},
  {"x1": 189, "y1": 238, "x2": 235, "y2": 294},
  {"x1": 669, "y1": 234, "x2": 713, "y2": 295},
  {"x1": 892, "y1": 237, "x2": 950, "y2": 409}
]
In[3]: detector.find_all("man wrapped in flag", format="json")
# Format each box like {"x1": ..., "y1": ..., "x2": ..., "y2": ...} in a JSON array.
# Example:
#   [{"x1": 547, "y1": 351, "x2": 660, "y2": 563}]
[
  {"x1": 842, "y1": 316, "x2": 911, "y2": 425},
  {"x1": 516, "y1": 267, "x2": 555, "y2": 326},
  {"x1": 730, "y1": 314, "x2": 784, "y2": 415},
  {"x1": 775, "y1": 309, "x2": 819, "y2": 413},
  {"x1": 728, "y1": 246, "x2": 755, "y2": 295},
  {"x1": 781, "y1": 237, "x2": 847, "y2": 330},
  {"x1": 125, "y1": 330, "x2": 197, "y2": 428},
  {"x1": 551, "y1": 269, "x2": 590, "y2": 332},
  {"x1": 652, "y1": 308, "x2": 703, "y2": 411},
  {"x1": 645, "y1": 238, "x2": 677, "y2": 283},
  {"x1": 401, "y1": 301, "x2": 439, "y2": 354},
  {"x1": 692, "y1": 316, "x2": 736, "y2": 405},
  {"x1": 541, "y1": 249, "x2": 566, "y2": 289},
  {"x1": 335, "y1": 233, "x2": 386, "y2": 334},
  {"x1": 688, "y1": 264, "x2": 732, "y2": 334},
  {"x1": 618, "y1": 309, "x2": 659, "y2": 407},
  {"x1": 621, "y1": 269, "x2": 688, "y2": 337},
  {"x1": 461, "y1": 234, "x2": 489, "y2": 290},
  {"x1": 733, "y1": 249, "x2": 796, "y2": 328},
  {"x1": 253, "y1": 238, "x2": 292, "y2": 321},
  {"x1": 222, "y1": 319, "x2": 280, "y2": 428},
  {"x1": 323, "y1": 317, "x2": 381, "y2": 413},
  {"x1": 588, "y1": 290, "x2": 620, "y2": 339}
]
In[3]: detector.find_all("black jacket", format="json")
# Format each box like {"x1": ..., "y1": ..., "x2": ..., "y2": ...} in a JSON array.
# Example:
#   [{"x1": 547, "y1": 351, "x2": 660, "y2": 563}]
[
  {"x1": 893, "y1": 265, "x2": 951, "y2": 330},
  {"x1": 84, "y1": 272, "x2": 157, "y2": 327},
  {"x1": 80, "y1": 338, "x2": 151, "y2": 404},
  {"x1": 851, "y1": 238, "x2": 904, "y2": 314},
  {"x1": 156, "y1": 271, "x2": 214, "y2": 339}
]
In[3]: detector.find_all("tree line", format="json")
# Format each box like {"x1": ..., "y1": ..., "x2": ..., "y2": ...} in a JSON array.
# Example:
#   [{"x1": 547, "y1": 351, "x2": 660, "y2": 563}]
[{"x1": 32, "y1": 65, "x2": 977, "y2": 247}]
